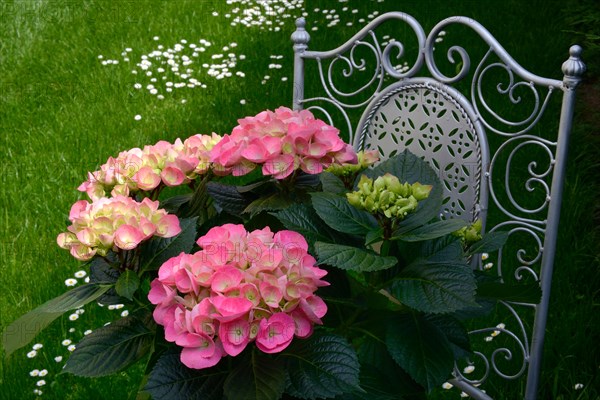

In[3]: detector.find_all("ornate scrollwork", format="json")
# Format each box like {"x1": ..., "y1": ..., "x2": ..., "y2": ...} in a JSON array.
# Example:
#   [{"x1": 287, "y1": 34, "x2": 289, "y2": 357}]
[
  {"x1": 324, "y1": 35, "x2": 383, "y2": 100},
  {"x1": 382, "y1": 38, "x2": 425, "y2": 79},
  {"x1": 488, "y1": 135, "x2": 555, "y2": 224},
  {"x1": 489, "y1": 222, "x2": 544, "y2": 285},
  {"x1": 423, "y1": 18, "x2": 562, "y2": 137},
  {"x1": 312, "y1": 29, "x2": 424, "y2": 111},
  {"x1": 425, "y1": 43, "x2": 471, "y2": 84},
  {"x1": 454, "y1": 301, "x2": 532, "y2": 384},
  {"x1": 472, "y1": 56, "x2": 555, "y2": 136},
  {"x1": 293, "y1": 13, "x2": 427, "y2": 141}
]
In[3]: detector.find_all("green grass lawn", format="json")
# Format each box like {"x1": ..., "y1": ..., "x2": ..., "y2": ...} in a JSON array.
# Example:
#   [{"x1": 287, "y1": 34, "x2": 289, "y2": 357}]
[{"x1": 1, "y1": 0, "x2": 598, "y2": 399}]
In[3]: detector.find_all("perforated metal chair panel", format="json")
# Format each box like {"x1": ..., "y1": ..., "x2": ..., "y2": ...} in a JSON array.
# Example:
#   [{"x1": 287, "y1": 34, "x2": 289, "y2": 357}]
[
  {"x1": 357, "y1": 79, "x2": 485, "y2": 222},
  {"x1": 291, "y1": 12, "x2": 585, "y2": 400}
]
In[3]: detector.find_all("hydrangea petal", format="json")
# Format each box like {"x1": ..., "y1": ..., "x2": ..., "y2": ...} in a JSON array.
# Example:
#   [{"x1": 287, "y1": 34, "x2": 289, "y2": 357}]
[
  {"x1": 256, "y1": 313, "x2": 295, "y2": 354},
  {"x1": 180, "y1": 337, "x2": 223, "y2": 369},
  {"x1": 219, "y1": 318, "x2": 250, "y2": 356},
  {"x1": 114, "y1": 224, "x2": 145, "y2": 250}
]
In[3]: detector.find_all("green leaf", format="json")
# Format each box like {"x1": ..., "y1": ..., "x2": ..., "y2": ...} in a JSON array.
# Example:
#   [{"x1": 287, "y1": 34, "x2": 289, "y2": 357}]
[
  {"x1": 207, "y1": 181, "x2": 253, "y2": 216},
  {"x1": 244, "y1": 193, "x2": 294, "y2": 217},
  {"x1": 355, "y1": 336, "x2": 425, "y2": 399},
  {"x1": 477, "y1": 281, "x2": 542, "y2": 304},
  {"x1": 320, "y1": 171, "x2": 348, "y2": 195},
  {"x1": 452, "y1": 274, "x2": 497, "y2": 319},
  {"x1": 62, "y1": 311, "x2": 154, "y2": 377},
  {"x1": 335, "y1": 369, "x2": 410, "y2": 398},
  {"x1": 140, "y1": 217, "x2": 197, "y2": 272},
  {"x1": 386, "y1": 313, "x2": 454, "y2": 392},
  {"x1": 236, "y1": 179, "x2": 271, "y2": 193},
  {"x1": 389, "y1": 260, "x2": 477, "y2": 313},
  {"x1": 364, "y1": 228, "x2": 384, "y2": 246},
  {"x1": 115, "y1": 270, "x2": 140, "y2": 301},
  {"x1": 284, "y1": 333, "x2": 361, "y2": 399},
  {"x1": 365, "y1": 150, "x2": 437, "y2": 185},
  {"x1": 89, "y1": 255, "x2": 120, "y2": 284},
  {"x1": 315, "y1": 242, "x2": 397, "y2": 272},
  {"x1": 160, "y1": 194, "x2": 193, "y2": 214},
  {"x1": 336, "y1": 365, "x2": 406, "y2": 400},
  {"x1": 425, "y1": 315, "x2": 471, "y2": 359},
  {"x1": 178, "y1": 177, "x2": 217, "y2": 223},
  {"x1": 217, "y1": 168, "x2": 265, "y2": 187},
  {"x1": 2, "y1": 284, "x2": 110, "y2": 356},
  {"x1": 467, "y1": 231, "x2": 510, "y2": 255},
  {"x1": 311, "y1": 192, "x2": 378, "y2": 235},
  {"x1": 393, "y1": 219, "x2": 468, "y2": 242},
  {"x1": 223, "y1": 349, "x2": 286, "y2": 400},
  {"x1": 392, "y1": 198, "x2": 443, "y2": 235},
  {"x1": 420, "y1": 236, "x2": 464, "y2": 263},
  {"x1": 271, "y1": 203, "x2": 332, "y2": 245},
  {"x1": 295, "y1": 173, "x2": 322, "y2": 190},
  {"x1": 88, "y1": 255, "x2": 123, "y2": 305},
  {"x1": 144, "y1": 349, "x2": 226, "y2": 400}
]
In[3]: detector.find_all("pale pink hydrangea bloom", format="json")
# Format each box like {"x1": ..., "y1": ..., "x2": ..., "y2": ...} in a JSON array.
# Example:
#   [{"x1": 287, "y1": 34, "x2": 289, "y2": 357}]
[
  {"x1": 57, "y1": 195, "x2": 181, "y2": 261},
  {"x1": 78, "y1": 133, "x2": 222, "y2": 200},
  {"x1": 210, "y1": 106, "x2": 358, "y2": 179},
  {"x1": 149, "y1": 224, "x2": 328, "y2": 369}
]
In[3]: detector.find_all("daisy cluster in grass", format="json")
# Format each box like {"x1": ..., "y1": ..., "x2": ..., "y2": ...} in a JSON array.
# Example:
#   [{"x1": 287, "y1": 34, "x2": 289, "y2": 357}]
[
  {"x1": 149, "y1": 224, "x2": 328, "y2": 369},
  {"x1": 24, "y1": 290, "x2": 132, "y2": 397},
  {"x1": 95, "y1": 0, "x2": 402, "y2": 117}
]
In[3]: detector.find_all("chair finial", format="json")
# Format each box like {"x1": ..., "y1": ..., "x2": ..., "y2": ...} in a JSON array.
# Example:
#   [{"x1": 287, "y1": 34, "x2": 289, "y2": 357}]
[
  {"x1": 291, "y1": 17, "x2": 310, "y2": 47},
  {"x1": 562, "y1": 45, "x2": 586, "y2": 84}
]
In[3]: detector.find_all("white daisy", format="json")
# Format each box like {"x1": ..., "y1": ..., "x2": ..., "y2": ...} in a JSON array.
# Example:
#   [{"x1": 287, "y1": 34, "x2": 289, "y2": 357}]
[{"x1": 65, "y1": 278, "x2": 77, "y2": 287}]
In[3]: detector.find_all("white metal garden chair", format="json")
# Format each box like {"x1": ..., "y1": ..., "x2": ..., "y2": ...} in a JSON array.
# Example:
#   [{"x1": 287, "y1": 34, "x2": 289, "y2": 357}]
[{"x1": 291, "y1": 12, "x2": 585, "y2": 400}]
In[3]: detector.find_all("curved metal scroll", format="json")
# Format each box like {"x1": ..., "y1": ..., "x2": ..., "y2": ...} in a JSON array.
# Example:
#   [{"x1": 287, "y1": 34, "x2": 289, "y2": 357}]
[
  {"x1": 292, "y1": 12, "x2": 427, "y2": 144},
  {"x1": 423, "y1": 17, "x2": 562, "y2": 137},
  {"x1": 453, "y1": 301, "x2": 534, "y2": 385}
]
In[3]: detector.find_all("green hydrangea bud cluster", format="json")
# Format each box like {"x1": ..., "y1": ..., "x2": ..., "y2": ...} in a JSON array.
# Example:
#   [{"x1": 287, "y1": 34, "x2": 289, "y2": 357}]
[
  {"x1": 326, "y1": 150, "x2": 380, "y2": 177},
  {"x1": 453, "y1": 219, "x2": 482, "y2": 244},
  {"x1": 347, "y1": 173, "x2": 432, "y2": 219}
]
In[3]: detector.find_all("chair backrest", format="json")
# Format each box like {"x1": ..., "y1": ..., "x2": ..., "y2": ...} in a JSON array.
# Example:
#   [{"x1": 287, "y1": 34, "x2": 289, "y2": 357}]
[
  {"x1": 356, "y1": 77, "x2": 488, "y2": 223},
  {"x1": 291, "y1": 12, "x2": 584, "y2": 400}
]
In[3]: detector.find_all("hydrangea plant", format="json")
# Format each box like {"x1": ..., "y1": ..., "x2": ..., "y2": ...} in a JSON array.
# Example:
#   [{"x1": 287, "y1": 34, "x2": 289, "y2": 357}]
[{"x1": 3, "y1": 106, "x2": 528, "y2": 400}]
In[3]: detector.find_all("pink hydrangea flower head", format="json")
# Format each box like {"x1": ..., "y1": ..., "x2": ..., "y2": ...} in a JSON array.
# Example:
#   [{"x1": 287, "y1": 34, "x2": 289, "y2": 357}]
[
  {"x1": 57, "y1": 196, "x2": 181, "y2": 260},
  {"x1": 78, "y1": 134, "x2": 222, "y2": 200},
  {"x1": 150, "y1": 225, "x2": 328, "y2": 369},
  {"x1": 210, "y1": 107, "x2": 358, "y2": 179}
]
